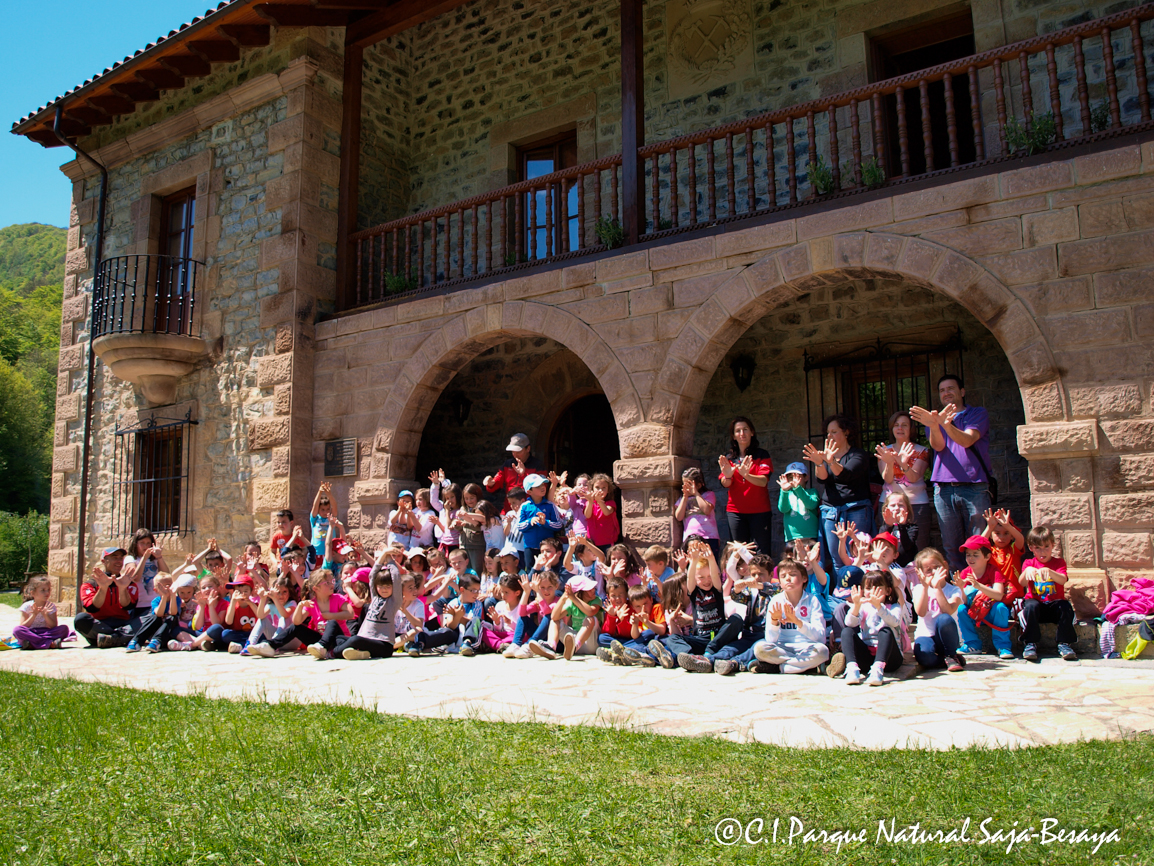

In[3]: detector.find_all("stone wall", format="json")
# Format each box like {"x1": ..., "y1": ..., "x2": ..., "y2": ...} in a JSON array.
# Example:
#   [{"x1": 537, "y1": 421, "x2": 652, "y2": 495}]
[
  {"x1": 692, "y1": 278, "x2": 1029, "y2": 552},
  {"x1": 359, "y1": 36, "x2": 414, "y2": 230}
]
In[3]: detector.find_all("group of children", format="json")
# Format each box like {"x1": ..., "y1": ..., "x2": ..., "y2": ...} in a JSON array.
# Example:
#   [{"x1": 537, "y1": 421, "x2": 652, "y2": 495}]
[{"x1": 16, "y1": 469, "x2": 1081, "y2": 687}]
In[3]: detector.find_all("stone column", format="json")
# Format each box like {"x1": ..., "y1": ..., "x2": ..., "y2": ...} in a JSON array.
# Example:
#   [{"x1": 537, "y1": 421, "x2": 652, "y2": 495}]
[
  {"x1": 614, "y1": 423, "x2": 690, "y2": 549},
  {"x1": 251, "y1": 60, "x2": 340, "y2": 525}
]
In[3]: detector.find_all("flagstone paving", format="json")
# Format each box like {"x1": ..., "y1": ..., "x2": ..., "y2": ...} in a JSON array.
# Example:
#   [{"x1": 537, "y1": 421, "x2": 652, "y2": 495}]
[{"x1": 3, "y1": 606, "x2": 1152, "y2": 749}]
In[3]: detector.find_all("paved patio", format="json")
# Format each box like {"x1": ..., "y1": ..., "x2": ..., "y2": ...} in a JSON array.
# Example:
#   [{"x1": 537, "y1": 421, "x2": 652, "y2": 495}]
[{"x1": 3, "y1": 606, "x2": 1152, "y2": 749}]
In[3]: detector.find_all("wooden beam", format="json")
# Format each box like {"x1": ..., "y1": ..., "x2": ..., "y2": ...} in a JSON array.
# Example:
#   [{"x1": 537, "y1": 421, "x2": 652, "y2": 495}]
[
  {"x1": 313, "y1": 0, "x2": 392, "y2": 7},
  {"x1": 110, "y1": 81, "x2": 160, "y2": 102},
  {"x1": 335, "y1": 42, "x2": 364, "y2": 311},
  {"x1": 218, "y1": 24, "x2": 272, "y2": 46},
  {"x1": 345, "y1": 0, "x2": 469, "y2": 49},
  {"x1": 65, "y1": 106, "x2": 111, "y2": 127},
  {"x1": 187, "y1": 39, "x2": 241, "y2": 62},
  {"x1": 136, "y1": 67, "x2": 185, "y2": 90},
  {"x1": 620, "y1": 0, "x2": 644, "y2": 245},
  {"x1": 88, "y1": 94, "x2": 136, "y2": 115},
  {"x1": 27, "y1": 129, "x2": 67, "y2": 147},
  {"x1": 160, "y1": 54, "x2": 213, "y2": 78},
  {"x1": 254, "y1": 4, "x2": 351, "y2": 26}
]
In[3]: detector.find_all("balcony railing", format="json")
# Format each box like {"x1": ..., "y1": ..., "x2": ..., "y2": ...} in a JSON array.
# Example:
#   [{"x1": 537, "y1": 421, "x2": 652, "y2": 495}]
[
  {"x1": 94, "y1": 254, "x2": 202, "y2": 339},
  {"x1": 349, "y1": 2, "x2": 1154, "y2": 308}
]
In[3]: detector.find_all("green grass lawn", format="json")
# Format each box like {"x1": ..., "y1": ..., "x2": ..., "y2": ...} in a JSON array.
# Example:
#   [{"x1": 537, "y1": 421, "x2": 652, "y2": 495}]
[
  {"x1": 0, "y1": 671, "x2": 1147, "y2": 866},
  {"x1": 0, "y1": 589, "x2": 22, "y2": 608}
]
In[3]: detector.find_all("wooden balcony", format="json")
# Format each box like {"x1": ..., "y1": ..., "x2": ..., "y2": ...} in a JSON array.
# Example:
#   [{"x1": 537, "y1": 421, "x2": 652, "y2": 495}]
[{"x1": 344, "y1": 2, "x2": 1154, "y2": 312}]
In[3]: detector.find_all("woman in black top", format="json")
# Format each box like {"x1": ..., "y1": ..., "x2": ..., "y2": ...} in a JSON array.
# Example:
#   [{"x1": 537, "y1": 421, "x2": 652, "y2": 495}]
[{"x1": 801, "y1": 414, "x2": 875, "y2": 571}]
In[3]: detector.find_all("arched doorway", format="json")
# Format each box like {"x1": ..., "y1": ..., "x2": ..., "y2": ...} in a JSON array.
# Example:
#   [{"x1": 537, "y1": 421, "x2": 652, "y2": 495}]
[{"x1": 545, "y1": 392, "x2": 621, "y2": 478}]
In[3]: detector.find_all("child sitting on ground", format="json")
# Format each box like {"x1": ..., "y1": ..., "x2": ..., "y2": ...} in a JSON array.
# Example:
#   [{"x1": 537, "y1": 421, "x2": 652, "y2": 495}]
[
  {"x1": 602, "y1": 584, "x2": 668, "y2": 666},
  {"x1": 408, "y1": 572, "x2": 485, "y2": 656},
  {"x1": 711, "y1": 547, "x2": 778, "y2": 675},
  {"x1": 651, "y1": 539, "x2": 742, "y2": 672},
  {"x1": 529, "y1": 575, "x2": 601, "y2": 660},
  {"x1": 604, "y1": 543, "x2": 644, "y2": 588},
  {"x1": 127, "y1": 573, "x2": 182, "y2": 653},
  {"x1": 910, "y1": 547, "x2": 965, "y2": 672},
  {"x1": 295, "y1": 569, "x2": 355, "y2": 660},
  {"x1": 391, "y1": 574, "x2": 425, "y2": 653},
  {"x1": 503, "y1": 569, "x2": 560, "y2": 659},
  {"x1": 640, "y1": 545, "x2": 674, "y2": 595},
  {"x1": 750, "y1": 558, "x2": 829, "y2": 674},
  {"x1": 1018, "y1": 525, "x2": 1078, "y2": 662},
  {"x1": 955, "y1": 534, "x2": 1013, "y2": 660},
  {"x1": 203, "y1": 574, "x2": 261, "y2": 654},
  {"x1": 836, "y1": 572, "x2": 904, "y2": 687},
  {"x1": 597, "y1": 577, "x2": 634, "y2": 662},
  {"x1": 563, "y1": 531, "x2": 605, "y2": 591},
  {"x1": 483, "y1": 574, "x2": 522, "y2": 653},
  {"x1": 13, "y1": 575, "x2": 69, "y2": 650},
  {"x1": 245, "y1": 576, "x2": 300, "y2": 656}
]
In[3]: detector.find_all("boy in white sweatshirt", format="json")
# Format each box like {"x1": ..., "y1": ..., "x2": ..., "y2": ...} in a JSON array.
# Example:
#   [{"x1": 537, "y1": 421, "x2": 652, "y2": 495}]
[{"x1": 752, "y1": 559, "x2": 830, "y2": 674}]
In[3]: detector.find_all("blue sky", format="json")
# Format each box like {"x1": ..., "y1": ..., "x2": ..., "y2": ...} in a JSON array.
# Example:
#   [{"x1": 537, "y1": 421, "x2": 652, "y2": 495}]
[{"x1": 1, "y1": 0, "x2": 216, "y2": 229}]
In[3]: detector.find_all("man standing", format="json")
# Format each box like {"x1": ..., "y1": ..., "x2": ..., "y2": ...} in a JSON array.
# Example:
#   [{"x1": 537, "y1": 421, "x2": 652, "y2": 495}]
[
  {"x1": 484, "y1": 433, "x2": 545, "y2": 512},
  {"x1": 910, "y1": 374, "x2": 993, "y2": 571}
]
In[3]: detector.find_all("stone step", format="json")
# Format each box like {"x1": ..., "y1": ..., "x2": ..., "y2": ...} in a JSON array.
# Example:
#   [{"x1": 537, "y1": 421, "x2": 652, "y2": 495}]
[
  {"x1": 970, "y1": 621, "x2": 1098, "y2": 656},
  {"x1": 1113, "y1": 623, "x2": 1154, "y2": 659}
]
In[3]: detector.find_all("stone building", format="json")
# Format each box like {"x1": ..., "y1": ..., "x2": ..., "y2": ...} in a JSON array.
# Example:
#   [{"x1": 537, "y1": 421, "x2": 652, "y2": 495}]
[{"x1": 12, "y1": 0, "x2": 1154, "y2": 614}]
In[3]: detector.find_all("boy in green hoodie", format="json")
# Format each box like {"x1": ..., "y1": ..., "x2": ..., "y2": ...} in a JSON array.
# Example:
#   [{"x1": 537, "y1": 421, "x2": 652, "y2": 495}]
[{"x1": 777, "y1": 462, "x2": 819, "y2": 545}]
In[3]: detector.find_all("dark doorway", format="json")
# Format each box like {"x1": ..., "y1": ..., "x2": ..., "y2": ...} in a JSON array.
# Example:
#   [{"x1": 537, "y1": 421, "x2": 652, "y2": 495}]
[
  {"x1": 872, "y1": 10, "x2": 976, "y2": 176},
  {"x1": 547, "y1": 393, "x2": 620, "y2": 479}
]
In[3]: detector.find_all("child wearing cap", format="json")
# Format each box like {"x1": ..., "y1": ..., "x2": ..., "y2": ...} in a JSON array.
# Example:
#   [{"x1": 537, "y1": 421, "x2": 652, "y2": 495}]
[
  {"x1": 1017, "y1": 525, "x2": 1077, "y2": 662},
  {"x1": 529, "y1": 574, "x2": 602, "y2": 660},
  {"x1": 75, "y1": 547, "x2": 141, "y2": 648},
  {"x1": 387, "y1": 490, "x2": 420, "y2": 549},
  {"x1": 776, "y1": 462, "x2": 819, "y2": 547},
  {"x1": 515, "y1": 474, "x2": 565, "y2": 561},
  {"x1": 955, "y1": 534, "x2": 1014, "y2": 660},
  {"x1": 203, "y1": 574, "x2": 261, "y2": 653},
  {"x1": 675, "y1": 467, "x2": 720, "y2": 560}
]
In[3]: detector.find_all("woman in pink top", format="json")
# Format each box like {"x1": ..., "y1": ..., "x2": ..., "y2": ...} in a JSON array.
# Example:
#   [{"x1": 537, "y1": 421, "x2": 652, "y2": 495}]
[{"x1": 675, "y1": 467, "x2": 719, "y2": 560}]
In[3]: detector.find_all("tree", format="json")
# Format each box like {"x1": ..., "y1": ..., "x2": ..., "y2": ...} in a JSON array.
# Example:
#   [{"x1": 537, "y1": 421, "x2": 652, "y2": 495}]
[{"x1": 0, "y1": 356, "x2": 51, "y2": 513}]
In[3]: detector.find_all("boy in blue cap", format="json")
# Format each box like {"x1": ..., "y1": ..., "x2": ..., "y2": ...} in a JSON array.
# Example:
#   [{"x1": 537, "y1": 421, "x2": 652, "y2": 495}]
[
  {"x1": 515, "y1": 474, "x2": 565, "y2": 562},
  {"x1": 777, "y1": 462, "x2": 819, "y2": 545}
]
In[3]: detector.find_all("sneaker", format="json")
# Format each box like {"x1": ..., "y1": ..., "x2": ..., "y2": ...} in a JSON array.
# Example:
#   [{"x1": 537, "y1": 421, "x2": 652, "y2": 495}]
[
  {"x1": 342, "y1": 648, "x2": 372, "y2": 661},
  {"x1": 249, "y1": 642, "x2": 277, "y2": 658},
  {"x1": 405, "y1": 642, "x2": 421, "y2": 658},
  {"x1": 956, "y1": 644, "x2": 982, "y2": 655},
  {"x1": 946, "y1": 655, "x2": 965, "y2": 672},
  {"x1": 1023, "y1": 642, "x2": 1040, "y2": 662},
  {"x1": 997, "y1": 648, "x2": 1015, "y2": 660},
  {"x1": 459, "y1": 643, "x2": 476, "y2": 657},
  {"x1": 496, "y1": 642, "x2": 513, "y2": 654},
  {"x1": 596, "y1": 647, "x2": 616, "y2": 665},
  {"x1": 145, "y1": 639, "x2": 161, "y2": 653},
  {"x1": 306, "y1": 643, "x2": 329, "y2": 660},
  {"x1": 609, "y1": 639, "x2": 632, "y2": 666},
  {"x1": 562, "y1": 633, "x2": 577, "y2": 660},
  {"x1": 747, "y1": 660, "x2": 780, "y2": 674},
  {"x1": 167, "y1": 640, "x2": 185, "y2": 652},
  {"x1": 228, "y1": 642, "x2": 244, "y2": 654},
  {"x1": 513, "y1": 644, "x2": 534, "y2": 659},
  {"x1": 200, "y1": 638, "x2": 215, "y2": 652},
  {"x1": 49, "y1": 639, "x2": 62, "y2": 649},
  {"x1": 866, "y1": 665, "x2": 886, "y2": 686},
  {"x1": 502, "y1": 643, "x2": 521, "y2": 659},
  {"x1": 1058, "y1": 643, "x2": 1078, "y2": 661},
  {"x1": 1106, "y1": 651, "x2": 1121, "y2": 659},
  {"x1": 125, "y1": 640, "x2": 141, "y2": 653},
  {"x1": 844, "y1": 663, "x2": 864, "y2": 685},
  {"x1": 624, "y1": 647, "x2": 656, "y2": 667},
  {"x1": 677, "y1": 652, "x2": 713, "y2": 673},
  {"x1": 826, "y1": 651, "x2": 846, "y2": 679},
  {"x1": 714, "y1": 658, "x2": 740, "y2": 676},
  {"x1": 528, "y1": 639, "x2": 558, "y2": 660},
  {"x1": 97, "y1": 633, "x2": 116, "y2": 649},
  {"x1": 647, "y1": 639, "x2": 676, "y2": 669}
]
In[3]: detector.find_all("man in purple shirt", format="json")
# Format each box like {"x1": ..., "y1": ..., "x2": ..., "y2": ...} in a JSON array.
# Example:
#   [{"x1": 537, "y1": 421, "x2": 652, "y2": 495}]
[{"x1": 910, "y1": 375, "x2": 992, "y2": 571}]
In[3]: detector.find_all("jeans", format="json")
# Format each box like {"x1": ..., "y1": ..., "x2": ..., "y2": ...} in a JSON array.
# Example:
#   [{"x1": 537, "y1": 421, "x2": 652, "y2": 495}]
[
  {"x1": 841, "y1": 625, "x2": 903, "y2": 672},
  {"x1": 957, "y1": 592, "x2": 1011, "y2": 653},
  {"x1": 514, "y1": 614, "x2": 539, "y2": 646},
  {"x1": 912, "y1": 614, "x2": 961, "y2": 668},
  {"x1": 73, "y1": 613, "x2": 137, "y2": 647},
  {"x1": 265, "y1": 624, "x2": 322, "y2": 651},
  {"x1": 933, "y1": 482, "x2": 991, "y2": 571},
  {"x1": 132, "y1": 613, "x2": 179, "y2": 647},
  {"x1": 712, "y1": 634, "x2": 758, "y2": 661},
  {"x1": 663, "y1": 614, "x2": 744, "y2": 657},
  {"x1": 205, "y1": 624, "x2": 252, "y2": 650},
  {"x1": 1021, "y1": 598, "x2": 1076, "y2": 646},
  {"x1": 820, "y1": 501, "x2": 874, "y2": 572},
  {"x1": 725, "y1": 511, "x2": 771, "y2": 555}
]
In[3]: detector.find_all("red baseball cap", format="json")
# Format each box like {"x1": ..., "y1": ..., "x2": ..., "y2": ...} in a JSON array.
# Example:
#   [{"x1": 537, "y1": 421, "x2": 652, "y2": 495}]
[
  {"x1": 872, "y1": 532, "x2": 899, "y2": 549},
  {"x1": 226, "y1": 574, "x2": 255, "y2": 588},
  {"x1": 958, "y1": 535, "x2": 993, "y2": 552}
]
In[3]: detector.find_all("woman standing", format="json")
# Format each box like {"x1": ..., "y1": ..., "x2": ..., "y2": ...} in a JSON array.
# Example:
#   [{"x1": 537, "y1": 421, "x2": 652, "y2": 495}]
[
  {"x1": 802, "y1": 414, "x2": 874, "y2": 570},
  {"x1": 718, "y1": 417, "x2": 773, "y2": 554},
  {"x1": 876, "y1": 411, "x2": 932, "y2": 551}
]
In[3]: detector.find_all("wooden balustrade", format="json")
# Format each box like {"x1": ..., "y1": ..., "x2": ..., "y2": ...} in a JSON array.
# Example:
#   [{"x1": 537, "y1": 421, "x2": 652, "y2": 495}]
[{"x1": 347, "y1": 4, "x2": 1154, "y2": 309}]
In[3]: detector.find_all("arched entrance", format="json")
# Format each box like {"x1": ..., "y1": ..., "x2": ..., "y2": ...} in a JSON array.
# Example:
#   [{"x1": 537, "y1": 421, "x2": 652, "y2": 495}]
[{"x1": 544, "y1": 392, "x2": 621, "y2": 478}]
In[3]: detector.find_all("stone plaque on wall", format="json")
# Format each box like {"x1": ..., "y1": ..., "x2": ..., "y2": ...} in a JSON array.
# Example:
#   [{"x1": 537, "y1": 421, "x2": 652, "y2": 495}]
[
  {"x1": 666, "y1": 0, "x2": 755, "y2": 100},
  {"x1": 324, "y1": 438, "x2": 358, "y2": 477}
]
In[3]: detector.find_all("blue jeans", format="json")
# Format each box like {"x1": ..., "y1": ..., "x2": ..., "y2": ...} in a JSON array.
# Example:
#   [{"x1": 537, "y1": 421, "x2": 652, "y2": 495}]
[
  {"x1": 205, "y1": 624, "x2": 251, "y2": 651},
  {"x1": 712, "y1": 633, "x2": 758, "y2": 661},
  {"x1": 957, "y1": 591, "x2": 1011, "y2": 653},
  {"x1": 913, "y1": 614, "x2": 961, "y2": 668},
  {"x1": 933, "y1": 482, "x2": 991, "y2": 571},
  {"x1": 514, "y1": 614, "x2": 539, "y2": 646},
  {"x1": 820, "y1": 501, "x2": 874, "y2": 573}
]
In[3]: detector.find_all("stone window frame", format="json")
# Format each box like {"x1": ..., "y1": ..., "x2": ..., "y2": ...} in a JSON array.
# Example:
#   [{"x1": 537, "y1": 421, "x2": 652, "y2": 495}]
[
  {"x1": 112, "y1": 400, "x2": 200, "y2": 539},
  {"x1": 130, "y1": 151, "x2": 212, "y2": 262},
  {"x1": 487, "y1": 94, "x2": 598, "y2": 190}
]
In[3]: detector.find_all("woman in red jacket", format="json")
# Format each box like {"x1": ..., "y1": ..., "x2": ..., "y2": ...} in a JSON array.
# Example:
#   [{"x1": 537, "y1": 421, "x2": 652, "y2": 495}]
[{"x1": 718, "y1": 416, "x2": 773, "y2": 554}]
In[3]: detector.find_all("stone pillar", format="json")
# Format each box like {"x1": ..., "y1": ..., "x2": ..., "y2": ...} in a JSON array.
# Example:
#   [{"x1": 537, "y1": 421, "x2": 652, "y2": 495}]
[
  {"x1": 614, "y1": 423, "x2": 690, "y2": 549},
  {"x1": 252, "y1": 60, "x2": 340, "y2": 527}
]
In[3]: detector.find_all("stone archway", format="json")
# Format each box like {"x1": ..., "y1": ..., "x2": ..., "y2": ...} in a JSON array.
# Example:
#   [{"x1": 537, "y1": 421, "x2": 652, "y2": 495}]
[{"x1": 362, "y1": 301, "x2": 646, "y2": 500}]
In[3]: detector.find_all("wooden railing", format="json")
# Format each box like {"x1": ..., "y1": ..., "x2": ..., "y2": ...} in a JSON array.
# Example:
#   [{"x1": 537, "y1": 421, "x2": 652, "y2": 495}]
[{"x1": 348, "y1": 4, "x2": 1154, "y2": 307}]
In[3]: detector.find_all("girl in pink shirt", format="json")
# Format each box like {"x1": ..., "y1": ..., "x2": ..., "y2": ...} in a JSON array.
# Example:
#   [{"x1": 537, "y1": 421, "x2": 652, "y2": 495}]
[{"x1": 583, "y1": 473, "x2": 620, "y2": 547}]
